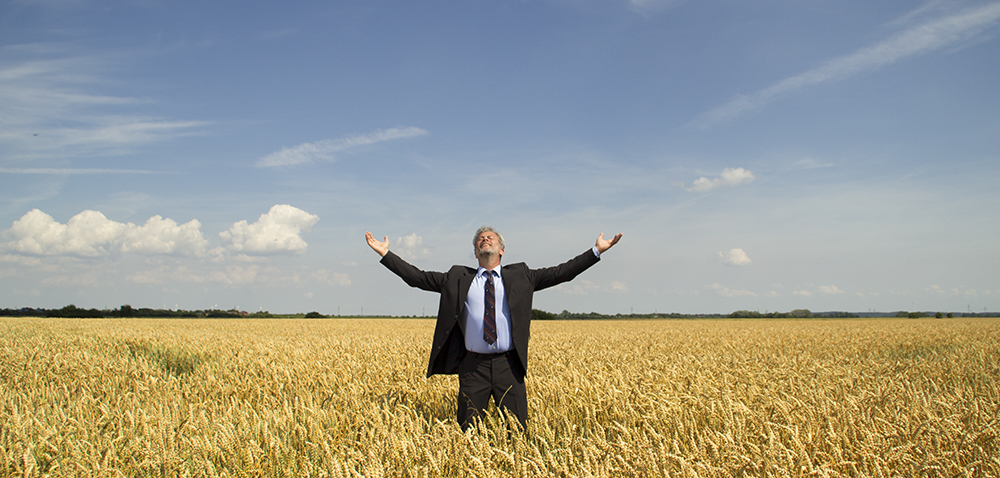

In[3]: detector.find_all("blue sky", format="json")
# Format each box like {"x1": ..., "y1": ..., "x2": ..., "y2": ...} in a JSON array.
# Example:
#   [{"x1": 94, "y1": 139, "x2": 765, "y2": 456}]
[{"x1": 2, "y1": 0, "x2": 998, "y2": 315}]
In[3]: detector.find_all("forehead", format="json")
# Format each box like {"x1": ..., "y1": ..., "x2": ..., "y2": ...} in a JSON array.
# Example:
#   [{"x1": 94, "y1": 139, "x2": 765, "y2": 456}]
[{"x1": 477, "y1": 231, "x2": 499, "y2": 240}]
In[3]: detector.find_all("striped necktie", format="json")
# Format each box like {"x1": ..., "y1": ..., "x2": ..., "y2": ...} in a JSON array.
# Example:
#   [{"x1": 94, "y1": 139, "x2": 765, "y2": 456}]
[{"x1": 483, "y1": 271, "x2": 497, "y2": 345}]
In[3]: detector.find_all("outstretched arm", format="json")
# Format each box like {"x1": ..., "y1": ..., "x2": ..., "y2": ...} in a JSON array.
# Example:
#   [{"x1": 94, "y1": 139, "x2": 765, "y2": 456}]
[
  {"x1": 595, "y1": 232, "x2": 623, "y2": 254},
  {"x1": 528, "y1": 232, "x2": 622, "y2": 291},
  {"x1": 365, "y1": 231, "x2": 389, "y2": 257},
  {"x1": 373, "y1": 236, "x2": 449, "y2": 293}
]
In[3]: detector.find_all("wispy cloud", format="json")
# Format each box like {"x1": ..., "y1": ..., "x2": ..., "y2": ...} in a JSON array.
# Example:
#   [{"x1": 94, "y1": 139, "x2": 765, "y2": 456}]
[
  {"x1": 790, "y1": 158, "x2": 834, "y2": 170},
  {"x1": 693, "y1": 2, "x2": 1000, "y2": 128},
  {"x1": 260, "y1": 28, "x2": 298, "y2": 40},
  {"x1": 254, "y1": 127, "x2": 429, "y2": 167},
  {"x1": 707, "y1": 283, "x2": 757, "y2": 297},
  {"x1": 0, "y1": 168, "x2": 163, "y2": 174},
  {"x1": 0, "y1": 52, "x2": 210, "y2": 161},
  {"x1": 555, "y1": 279, "x2": 602, "y2": 296},
  {"x1": 925, "y1": 284, "x2": 996, "y2": 298},
  {"x1": 684, "y1": 167, "x2": 755, "y2": 192}
]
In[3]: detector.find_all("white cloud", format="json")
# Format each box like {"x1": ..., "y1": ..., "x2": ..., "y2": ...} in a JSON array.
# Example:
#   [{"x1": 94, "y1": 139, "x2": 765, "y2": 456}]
[
  {"x1": 255, "y1": 127, "x2": 429, "y2": 167},
  {"x1": 718, "y1": 248, "x2": 752, "y2": 266},
  {"x1": 394, "y1": 233, "x2": 431, "y2": 261},
  {"x1": 1, "y1": 206, "x2": 318, "y2": 258},
  {"x1": 2, "y1": 209, "x2": 208, "y2": 257},
  {"x1": 793, "y1": 290, "x2": 814, "y2": 297},
  {"x1": 122, "y1": 216, "x2": 209, "y2": 256},
  {"x1": 685, "y1": 167, "x2": 755, "y2": 192},
  {"x1": 2, "y1": 209, "x2": 129, "y2": 257},
  {"x1": 694, "y1": 2, "x2": 1000, "y2": 127},
  {"x1": 331, "y1": 272, "x2": 352, "y2": 286},
  {"x1": 707, "y1": 283, "x2": 757, "y2": 297},
  {"x1": 610, "y1": 281, "x2": 628, "y2": 293},
  {"x1": 819, "y1": 285, "x2": 845, "y2": 295},
  {"x1": 220, "y1": 204, "x2": 319, "y2": 254}
]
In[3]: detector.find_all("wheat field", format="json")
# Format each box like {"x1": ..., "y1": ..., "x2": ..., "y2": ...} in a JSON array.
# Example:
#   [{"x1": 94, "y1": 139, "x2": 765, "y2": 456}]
[{"x1": 1, "y1": 317, "x2": 998, "y2": 477}]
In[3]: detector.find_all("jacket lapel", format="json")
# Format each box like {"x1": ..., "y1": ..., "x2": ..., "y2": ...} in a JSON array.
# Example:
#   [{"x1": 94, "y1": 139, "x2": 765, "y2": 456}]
[{"x1": 455, "y1": 267, "x2": 476, "y2": 333}]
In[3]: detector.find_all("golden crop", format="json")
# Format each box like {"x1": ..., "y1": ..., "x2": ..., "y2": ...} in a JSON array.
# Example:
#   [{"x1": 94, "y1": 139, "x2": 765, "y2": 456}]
[{"x1": 1, "y1": 317, "x2": 997, "y2": 477}]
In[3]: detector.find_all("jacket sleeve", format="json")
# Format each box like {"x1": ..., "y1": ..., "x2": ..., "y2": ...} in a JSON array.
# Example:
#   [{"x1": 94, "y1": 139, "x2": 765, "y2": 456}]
[
  {"x1": 379, "y1": 251, "x2": 447, "y2": 292},
  {"x1": 527, "y1": 249, "x2": 600, "y2": 291}
]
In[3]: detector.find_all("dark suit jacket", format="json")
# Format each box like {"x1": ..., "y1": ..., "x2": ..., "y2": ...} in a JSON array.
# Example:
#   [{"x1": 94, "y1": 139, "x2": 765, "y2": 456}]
[{"x1": 379, "y1": 249, "x2": 600, "y2": 377}]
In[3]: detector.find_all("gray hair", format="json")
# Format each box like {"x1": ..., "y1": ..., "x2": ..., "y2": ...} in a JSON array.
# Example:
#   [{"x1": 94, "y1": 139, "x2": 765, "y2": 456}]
[{"x1": 473, "y1": 225, "x2": 505, "y2": 250}]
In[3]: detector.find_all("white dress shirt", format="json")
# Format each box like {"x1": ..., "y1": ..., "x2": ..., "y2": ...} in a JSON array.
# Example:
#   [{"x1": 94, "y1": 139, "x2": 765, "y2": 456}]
[{"x1": 463, "y1": 266, "x2": 512, "y2": 354}]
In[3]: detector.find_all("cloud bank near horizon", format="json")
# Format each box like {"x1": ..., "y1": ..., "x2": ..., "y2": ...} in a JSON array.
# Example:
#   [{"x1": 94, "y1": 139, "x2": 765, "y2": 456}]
[{"x1": 1, "y1": 204, "x2": 318, "y2": 258}]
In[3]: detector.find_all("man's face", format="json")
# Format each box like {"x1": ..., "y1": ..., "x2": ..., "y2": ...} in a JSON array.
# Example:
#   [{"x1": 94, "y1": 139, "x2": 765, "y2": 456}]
[{"x1": 475, "y1": 231, "x2": 503, "y2": 258}]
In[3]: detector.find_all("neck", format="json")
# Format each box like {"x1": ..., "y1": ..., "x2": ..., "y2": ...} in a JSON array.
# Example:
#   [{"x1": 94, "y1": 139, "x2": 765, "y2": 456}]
[{"x1": 477, "y1": 254, "x2": 501, "y2": 270}]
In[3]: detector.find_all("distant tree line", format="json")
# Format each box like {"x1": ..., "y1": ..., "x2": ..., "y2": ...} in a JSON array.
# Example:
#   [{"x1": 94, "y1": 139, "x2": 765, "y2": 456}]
[
  {"x1": 726, "y1": 309, "x2": 860, "y2": 318},
  {"x1": 0, "y1": 305, "x2": 275, "y2": 319},
  {"x1": 896, "y1": 311, "x2": 955, "y2": 318},
  {"x1": 0, "y1": 305, "x2": 990, "y2": 319},
  {"x1": 535, "y1": 310, "x2": 729, "y2": 320},
  {"x1": 537, "y1": 309, "x2": 986, "y2": 320}
]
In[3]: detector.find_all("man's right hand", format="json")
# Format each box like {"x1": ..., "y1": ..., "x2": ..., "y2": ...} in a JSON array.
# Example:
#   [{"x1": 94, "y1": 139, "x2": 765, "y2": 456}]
[
  {"x1": 595, "y1": 232, "x2": 623, "y2": 254},
  {"x1": 365, "y1": 232, "x2": 389, "y2": 257}
]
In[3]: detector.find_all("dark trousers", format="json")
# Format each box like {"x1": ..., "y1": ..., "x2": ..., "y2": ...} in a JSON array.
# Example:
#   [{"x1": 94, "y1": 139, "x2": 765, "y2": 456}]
[{"x1": 457, "y1": 351, "x2": 527, "y2": 431}]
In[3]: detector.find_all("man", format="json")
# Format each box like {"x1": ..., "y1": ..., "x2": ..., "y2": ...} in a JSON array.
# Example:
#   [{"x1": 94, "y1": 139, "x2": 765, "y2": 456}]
[{"x1": 365, "y1": 227, "x2": 622, "y2": 430}]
